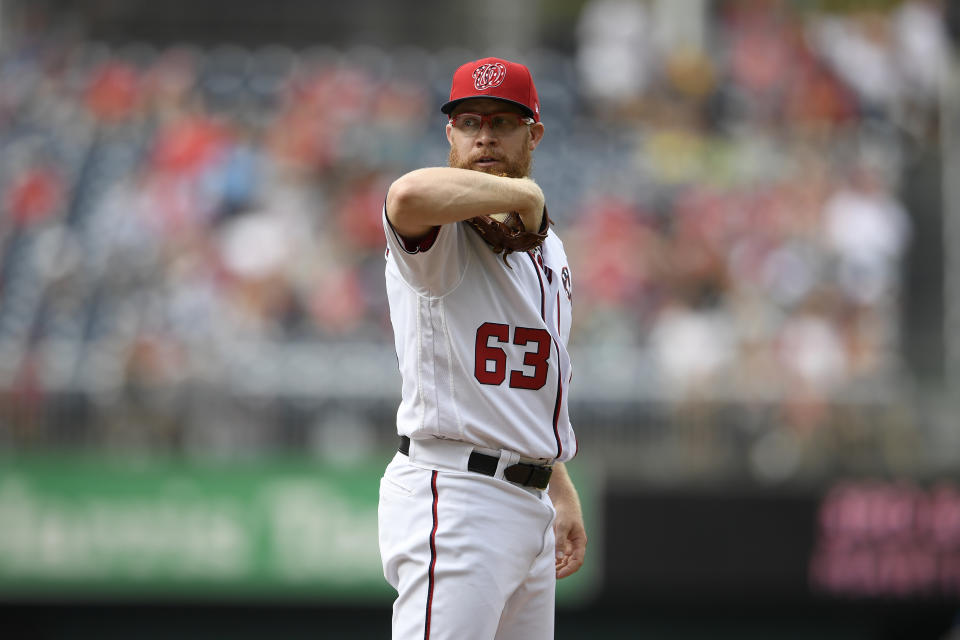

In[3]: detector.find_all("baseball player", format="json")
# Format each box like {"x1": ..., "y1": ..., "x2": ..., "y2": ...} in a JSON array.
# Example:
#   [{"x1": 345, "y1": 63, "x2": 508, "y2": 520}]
[{"x1": 378, "y1": 57, "x2": 587, "y2": 639}]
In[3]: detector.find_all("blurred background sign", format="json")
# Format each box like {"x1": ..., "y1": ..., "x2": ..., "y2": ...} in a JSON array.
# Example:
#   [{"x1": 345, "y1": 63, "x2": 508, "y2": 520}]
[
  {"x1": 604, "y1": 479, "x2": 960, "y2": 604},
  {"x1": 0, "y1": 455, "x2": 391, "y2": 600}
]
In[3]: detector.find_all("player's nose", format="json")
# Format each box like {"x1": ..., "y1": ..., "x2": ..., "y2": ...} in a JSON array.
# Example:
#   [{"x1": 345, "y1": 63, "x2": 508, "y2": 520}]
[
  {"x1": 474, "y1": 124, "x2": 499, "y2": 143},
  {"x1": 474, "y1": 130, "x2": 498, "y2": 145}
]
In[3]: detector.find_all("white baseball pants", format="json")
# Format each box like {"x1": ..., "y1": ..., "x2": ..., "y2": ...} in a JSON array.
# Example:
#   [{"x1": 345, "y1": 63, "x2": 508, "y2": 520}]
[{"x1": 378, "y1": 443, "x2": 557, "y2": 640}]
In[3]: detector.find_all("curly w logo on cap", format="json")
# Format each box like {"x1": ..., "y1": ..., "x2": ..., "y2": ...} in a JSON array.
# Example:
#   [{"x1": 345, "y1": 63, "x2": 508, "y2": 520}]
[{"x1": 473, "y1": 63, "x2": 507, "y2": 90}]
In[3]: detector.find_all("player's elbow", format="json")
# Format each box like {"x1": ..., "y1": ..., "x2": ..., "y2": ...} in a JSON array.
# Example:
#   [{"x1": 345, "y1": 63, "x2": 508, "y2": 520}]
[
  {"x1": 387, "y1": 174, "x2": 432, "y2": 229},
  {"x1": 386, "y1": 177, "x2": 415, "y2": 219}
]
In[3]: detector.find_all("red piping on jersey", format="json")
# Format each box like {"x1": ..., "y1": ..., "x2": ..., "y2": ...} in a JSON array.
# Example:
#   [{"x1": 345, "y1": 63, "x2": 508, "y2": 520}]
[
  {"x1": 384, "y1": 203, "x2": 441, "y2": 254},
  {"x1": 551, "y1": 365, "x2": 563, "y2": 459},
  {"x1": 425, "y1": 471, "x2": 439, "y2": 639},
  {"x1": 528, "y1": 252, "x2": 563, "y2": 459},
  {"x1": 528, "y1": 252, "x2": 545, "y2": 319},
  {"x1": 553, "y1": 290, "x2": 564, "y2": 458}
]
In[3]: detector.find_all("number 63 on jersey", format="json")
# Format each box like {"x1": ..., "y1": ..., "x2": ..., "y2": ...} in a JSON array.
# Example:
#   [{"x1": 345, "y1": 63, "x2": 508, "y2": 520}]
[{"x1": 474, "y1": 322, "x2": 552, "y2": 391}]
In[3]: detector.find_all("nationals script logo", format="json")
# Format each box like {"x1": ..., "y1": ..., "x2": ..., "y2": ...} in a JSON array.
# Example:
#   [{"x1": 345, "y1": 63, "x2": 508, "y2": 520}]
[{"x1": 473, "y1": 63, "x2": 507, "y2": 90}]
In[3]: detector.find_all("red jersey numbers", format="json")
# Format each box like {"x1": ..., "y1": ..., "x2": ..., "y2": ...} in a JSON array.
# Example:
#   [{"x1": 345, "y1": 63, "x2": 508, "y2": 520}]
[
  {"x1": 511, "y1": 327, "x2": 551, "y2": 389},
  {"x1": 474, "y1": 322, "x2": 551, "y2": 390},
  {"x1": 474, "y1": 323, "x2": 509, "y2": 385}
]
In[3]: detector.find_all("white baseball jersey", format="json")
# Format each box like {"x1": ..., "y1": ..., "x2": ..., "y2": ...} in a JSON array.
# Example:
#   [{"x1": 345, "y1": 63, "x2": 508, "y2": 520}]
[{"x1": 383, "y1": 206, "x2": 577, "y2": 463}]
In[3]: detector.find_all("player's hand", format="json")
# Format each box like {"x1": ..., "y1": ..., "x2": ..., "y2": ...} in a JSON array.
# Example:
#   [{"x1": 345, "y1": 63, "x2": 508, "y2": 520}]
[{"x1": 553, "y1": 504, "x2": 587, "y2": 579}]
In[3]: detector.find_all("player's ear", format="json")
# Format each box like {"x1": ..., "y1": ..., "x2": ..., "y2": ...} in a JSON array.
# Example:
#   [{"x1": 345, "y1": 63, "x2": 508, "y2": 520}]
[
  {"x1": 528, "y1": 122, "x2": 545, "y2": 150},
  {"x1": 446, "y1": 122, "x2": 454, "y2": 145}
]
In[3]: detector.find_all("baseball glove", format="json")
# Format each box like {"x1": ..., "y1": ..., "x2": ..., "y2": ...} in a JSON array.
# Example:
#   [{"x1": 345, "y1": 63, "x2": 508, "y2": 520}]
[{"x1": 465, "y1": 209, "x2": 550, "y2": 264}]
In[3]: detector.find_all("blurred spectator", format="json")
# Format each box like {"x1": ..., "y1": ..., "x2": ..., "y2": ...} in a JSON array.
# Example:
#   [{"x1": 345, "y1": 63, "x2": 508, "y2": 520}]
[
  {"x1": 3, "y1": 163, "x2": 65, "y2": 227},
  {"x1": 575, "y1": 0, "x2": 651, "y2": 116},
  {"x1": 822, "y1": 164, "x2": 910, "y2": 307},
  {"x1": 724, "y1": 0, "x2": 797, "y2": 123},
  {"x1": 776, "y1": 299, "x2": 849, "y2": 431},
  {"x1": 892, "y1": 0, "x2": 949, "y2": 103},
  {"x1": 85, "y1": 60, "x2": 140, "y2": 122},
  {"x1": 649, "y1": 297, "x2": 736, "y2": 398},
  {"x1": 567, "y1": 196, "x2": 663, "y2": 342}
]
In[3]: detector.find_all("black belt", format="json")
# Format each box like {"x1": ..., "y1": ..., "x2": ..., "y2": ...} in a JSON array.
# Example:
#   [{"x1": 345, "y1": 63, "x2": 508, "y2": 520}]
[{"x1": 398, "y1": 436, "x2": 552, "y2": 490}]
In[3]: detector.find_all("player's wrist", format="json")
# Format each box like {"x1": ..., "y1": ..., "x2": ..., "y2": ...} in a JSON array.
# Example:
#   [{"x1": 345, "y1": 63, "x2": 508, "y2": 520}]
[{"x1": 512, "y1": 179, "x2": 544, "y2": 227}]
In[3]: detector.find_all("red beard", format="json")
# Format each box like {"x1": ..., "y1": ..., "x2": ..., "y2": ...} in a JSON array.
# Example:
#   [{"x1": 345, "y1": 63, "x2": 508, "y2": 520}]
[{"x1": 448, "y1": 140, "x2": 533, "y2": 178}]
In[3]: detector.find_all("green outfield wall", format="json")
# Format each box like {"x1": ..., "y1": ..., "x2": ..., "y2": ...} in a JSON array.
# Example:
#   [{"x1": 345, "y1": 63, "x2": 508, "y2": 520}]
[{"x1": 0, "y1": 454, "x2": 598, "y2": 604}]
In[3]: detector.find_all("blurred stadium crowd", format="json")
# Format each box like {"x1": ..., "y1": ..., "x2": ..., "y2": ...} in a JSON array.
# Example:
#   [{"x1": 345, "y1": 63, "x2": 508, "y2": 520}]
[{"x1": 0, "y1": 0, "x2": 954, "y2": 481}]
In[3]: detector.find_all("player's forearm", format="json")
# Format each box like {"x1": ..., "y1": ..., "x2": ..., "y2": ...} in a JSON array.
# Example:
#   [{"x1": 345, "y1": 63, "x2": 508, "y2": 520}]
[
  {"x1": 548, "y1": 463, "x2": 581, "y2": 513},
  {"x1": 386, "y1": 167, "x2": 544, "y2": 237},
  {"x1": 550, "y1": 462, "x2": 587, "y2": 578}
]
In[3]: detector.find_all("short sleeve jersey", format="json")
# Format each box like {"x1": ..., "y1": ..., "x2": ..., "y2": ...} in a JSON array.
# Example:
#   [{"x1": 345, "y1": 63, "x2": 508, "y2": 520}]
[{"x1": 383, "y1": 207, "x2": 577, "y2": 462}]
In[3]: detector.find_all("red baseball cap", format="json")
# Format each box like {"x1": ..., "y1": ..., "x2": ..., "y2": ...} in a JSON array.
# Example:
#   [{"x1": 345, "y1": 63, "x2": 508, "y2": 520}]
[{"x1": 441, "y1": 57, "x2": 541, "y2": 123}]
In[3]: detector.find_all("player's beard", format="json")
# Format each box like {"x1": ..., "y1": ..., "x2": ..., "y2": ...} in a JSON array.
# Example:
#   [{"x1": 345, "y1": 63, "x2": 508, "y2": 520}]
[{"x1": 448, "y1": 136, "x2": 533, "y2": 178}]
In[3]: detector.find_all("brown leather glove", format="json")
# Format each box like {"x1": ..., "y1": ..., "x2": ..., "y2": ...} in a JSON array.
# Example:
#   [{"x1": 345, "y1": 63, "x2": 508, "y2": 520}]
[{"x1": 465, "y1": 209, "x2": 550, "y2": 263}]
